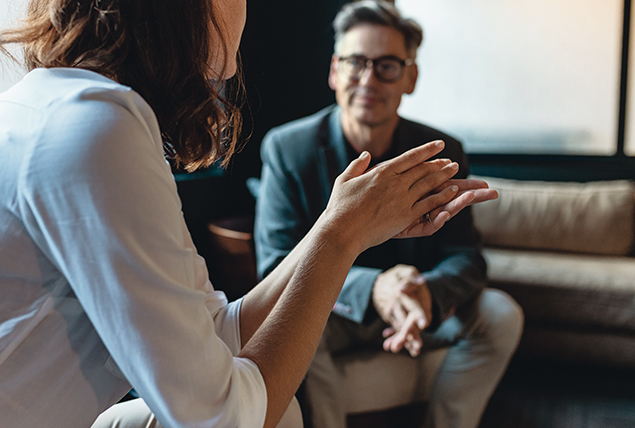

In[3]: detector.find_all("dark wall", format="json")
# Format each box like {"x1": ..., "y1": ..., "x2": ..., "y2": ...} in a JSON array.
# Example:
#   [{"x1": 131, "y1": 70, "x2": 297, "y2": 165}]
[
  {"x1": 230, "y1": 0, "x2": 348, "y2": 186},
  {"x1": 177, "y1": 0, "x2": 349, "y2": 214},
  {"x1": 176, "y1": 0, "x2": 349, "y2": 284}
]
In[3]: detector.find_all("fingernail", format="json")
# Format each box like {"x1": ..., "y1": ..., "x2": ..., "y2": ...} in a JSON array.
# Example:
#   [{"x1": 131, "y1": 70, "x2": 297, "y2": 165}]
[
  {"x1": 418, "y1": 318, "x2": 426, "y2": 329},
  {"x1": 435, "y1": 140, "x2": 445, "y2": 148},
  {"x1": 359, "y1": 151, "x2": 369, "y2": 159},
  {"x1": 451, "y1": 185, "x2": 459, "y2": 192}
]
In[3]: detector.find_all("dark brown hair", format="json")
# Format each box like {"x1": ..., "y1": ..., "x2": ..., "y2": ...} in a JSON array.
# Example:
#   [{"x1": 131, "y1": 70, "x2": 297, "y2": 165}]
[
  {"x1": 334, "y1": 1, "x2": 423, "y2": 57},
  {"x1": 0, "y1": 0, "x2": 244, "y2": 171}
]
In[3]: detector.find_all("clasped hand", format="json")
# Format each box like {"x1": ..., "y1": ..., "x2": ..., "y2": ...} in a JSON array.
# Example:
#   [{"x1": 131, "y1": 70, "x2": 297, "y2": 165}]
[{"x1": 373, "y1": 264, "x2": 432, "y2": 357}]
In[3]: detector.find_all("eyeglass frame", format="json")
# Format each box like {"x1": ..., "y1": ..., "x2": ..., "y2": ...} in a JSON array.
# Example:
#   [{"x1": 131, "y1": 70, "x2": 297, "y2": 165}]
[{"x1": 335, "y1": 55, "x2": 415, "y2": 83}]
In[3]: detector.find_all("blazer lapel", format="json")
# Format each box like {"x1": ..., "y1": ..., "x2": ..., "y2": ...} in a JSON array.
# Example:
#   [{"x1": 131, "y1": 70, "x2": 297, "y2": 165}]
[{"x1": 317, "y1": 106, "x2": 349, "y2": 208}]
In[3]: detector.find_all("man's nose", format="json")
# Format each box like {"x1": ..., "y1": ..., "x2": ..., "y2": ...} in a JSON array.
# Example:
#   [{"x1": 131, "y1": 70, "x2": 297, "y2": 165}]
[{"x1": 358, "y1": 61, "x2": 379, "y2": 85}]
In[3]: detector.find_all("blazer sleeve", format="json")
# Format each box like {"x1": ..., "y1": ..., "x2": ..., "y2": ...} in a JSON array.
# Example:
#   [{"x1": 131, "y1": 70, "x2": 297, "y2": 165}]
[
  {"x1": 331, "y1": 266, "x2": 380, "y2": 323},
  {"x1": 254, "y1": 130, "x2": 312, "y2": 280}
]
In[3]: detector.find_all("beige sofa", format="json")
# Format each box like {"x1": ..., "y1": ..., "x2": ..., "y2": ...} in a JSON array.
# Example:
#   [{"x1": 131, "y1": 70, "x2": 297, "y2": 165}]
[{"x1": 472, "y1": 176, "x2": 635, "y2": 367}]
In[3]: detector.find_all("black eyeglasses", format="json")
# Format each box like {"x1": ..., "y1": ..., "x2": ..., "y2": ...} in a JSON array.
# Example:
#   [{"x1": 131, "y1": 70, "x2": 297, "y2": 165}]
[{"x1": 336, "y1": 55, "x2": 414, "y2": 83}]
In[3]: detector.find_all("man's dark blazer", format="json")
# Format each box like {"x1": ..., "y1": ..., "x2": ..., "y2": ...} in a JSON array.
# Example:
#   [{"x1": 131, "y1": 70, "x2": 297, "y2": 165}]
[{"x1": 254, "y1": 104, "x2": 487, "y2": 326}]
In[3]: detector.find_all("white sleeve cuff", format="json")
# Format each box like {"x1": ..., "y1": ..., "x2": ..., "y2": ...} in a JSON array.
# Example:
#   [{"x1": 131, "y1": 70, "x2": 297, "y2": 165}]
[
  {"x1": 233, "y1": 356, "x2": 268, "y2": 428},
  {"x1": 210, "y1": 297, "x2": 244, "y2": 355}
]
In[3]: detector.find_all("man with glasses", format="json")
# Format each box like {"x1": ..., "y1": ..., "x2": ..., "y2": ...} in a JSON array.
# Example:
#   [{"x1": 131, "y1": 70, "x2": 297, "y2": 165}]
[{"x1": 254, "y1": 2, "x2": 523, "y2": 427}]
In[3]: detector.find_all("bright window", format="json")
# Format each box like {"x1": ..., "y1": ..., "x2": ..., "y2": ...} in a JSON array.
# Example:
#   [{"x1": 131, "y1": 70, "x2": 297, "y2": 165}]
[
  {"x1": 397, "y1": 0, "x2": 623, "y2": 155},
  {"x1": 624, "y1": 3, "x2": 635, "y2": 155}
]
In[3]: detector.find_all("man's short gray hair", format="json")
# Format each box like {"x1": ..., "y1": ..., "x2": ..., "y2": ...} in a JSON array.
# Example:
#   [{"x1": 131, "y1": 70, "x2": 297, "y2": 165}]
[{"x1": 333, "y1": 1, "x2": 423, "y2": 57}]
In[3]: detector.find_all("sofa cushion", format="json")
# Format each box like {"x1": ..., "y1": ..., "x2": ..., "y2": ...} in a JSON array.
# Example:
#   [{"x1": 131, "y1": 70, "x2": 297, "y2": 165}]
[
  {"x1": 483, "y1": 248, "x2": 635, "y2": 332},
  {"x1": 471, "y1": 176, "x2": 635, "y2": 256}
]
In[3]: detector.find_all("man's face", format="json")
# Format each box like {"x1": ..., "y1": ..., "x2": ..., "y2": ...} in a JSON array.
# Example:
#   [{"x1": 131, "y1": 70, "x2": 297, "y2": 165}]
[{"x1": 329, "y1": 24, "x2": 418, "y2": 129}]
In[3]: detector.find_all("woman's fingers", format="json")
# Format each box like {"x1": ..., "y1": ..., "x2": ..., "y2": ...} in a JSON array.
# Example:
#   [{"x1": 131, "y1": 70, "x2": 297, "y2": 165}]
[
  {"x1": 430, "y1": 188, "x2": 497, "y2": 219},
  {"x1": 433, "y1": 191, "x2": 476, "y2": 219},
  {"x1": 433, "y1": 180, "x2": 499, "y2": 205},
  {"x1": 387, "y1": 140, "x2": 446, "y2": 175},
  {"x1": 436, "y1": 178, "x2": 490, "y2": 192},
  {"x1": 395, "y1": 180, "x2": 499, "y2": 239},
  {"x1": 326, "y1": 139, "x2": 490, "y2": 252},
  {"x1": 394, "y1": 188, "x2": 468, "y2": 238},
  {"x1": 407, "y1": 162, "x2": 460, "y2": 198},
  {"x1": 468, "y1": 188, "x2": 499, "y2": 205},
  {"x1": 412, "y1": 183, "x2": 461, "y2": 219}
]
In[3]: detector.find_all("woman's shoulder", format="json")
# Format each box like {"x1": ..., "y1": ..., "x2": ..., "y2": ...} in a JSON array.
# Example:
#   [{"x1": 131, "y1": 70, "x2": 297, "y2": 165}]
[
  {"x1": 23, "y1": 68, "x2": 160, "y2": 148},
  {"x1": 6, "y1": 68, "x2": 157, "y2": 133},
  {"x1": 11, "y1": 68, "x2": 166, "y2": 186}
]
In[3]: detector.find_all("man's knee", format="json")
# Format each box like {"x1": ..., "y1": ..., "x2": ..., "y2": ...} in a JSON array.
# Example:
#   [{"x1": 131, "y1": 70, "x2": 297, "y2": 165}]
[{"x1": 477, "y1": 288, "x2": 524, "y2": 353}]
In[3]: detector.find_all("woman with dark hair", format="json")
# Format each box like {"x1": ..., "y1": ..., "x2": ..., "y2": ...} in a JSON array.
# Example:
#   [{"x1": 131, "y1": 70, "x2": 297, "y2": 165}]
[{"x1": 0, "y1": 1, "x2": 497, "y2": 427}]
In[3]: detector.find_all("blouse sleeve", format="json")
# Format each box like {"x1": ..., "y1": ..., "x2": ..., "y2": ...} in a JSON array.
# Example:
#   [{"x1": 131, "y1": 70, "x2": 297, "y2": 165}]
[{"x1": 17, "y1": 85, "x2": 267, "y2": 428}]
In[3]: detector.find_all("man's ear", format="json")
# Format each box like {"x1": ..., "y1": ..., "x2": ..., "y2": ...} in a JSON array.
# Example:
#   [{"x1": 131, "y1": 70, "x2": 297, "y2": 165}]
[
  {"x1": 328, "y1": 55, "x2": 339, "y2": 91},
  {"x1": 405, "y1": 63, "x2": 418, "y2": 95}
]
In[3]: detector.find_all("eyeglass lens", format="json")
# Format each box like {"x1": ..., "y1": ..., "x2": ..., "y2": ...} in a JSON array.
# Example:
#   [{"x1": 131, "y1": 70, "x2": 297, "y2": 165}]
[{"x1": 339, "y1": 56, "x2": 406, "y2": 83}]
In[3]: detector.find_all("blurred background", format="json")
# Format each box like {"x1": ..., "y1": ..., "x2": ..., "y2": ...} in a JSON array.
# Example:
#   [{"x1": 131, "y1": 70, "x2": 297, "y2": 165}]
[
  {"x1": 3, "y1": 1, "x2": 635, "y2": 426},
  {"x1": 4, "y1": 0, "x2": 635, "y2": 198}
]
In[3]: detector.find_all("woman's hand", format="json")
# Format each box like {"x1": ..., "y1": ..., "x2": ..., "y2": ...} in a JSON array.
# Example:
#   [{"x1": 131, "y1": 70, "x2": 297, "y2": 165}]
[{"x1": 322, "y1": 140, "x2": 496, "y2": 254}]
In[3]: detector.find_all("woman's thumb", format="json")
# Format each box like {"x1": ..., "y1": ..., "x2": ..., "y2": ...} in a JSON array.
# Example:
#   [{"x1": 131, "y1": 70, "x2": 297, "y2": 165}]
[{"x1": 340, "y1": 151, "x2": 371, "y2": 181}]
